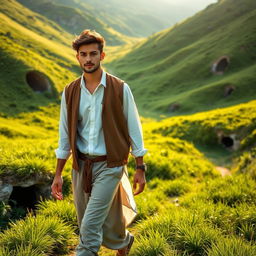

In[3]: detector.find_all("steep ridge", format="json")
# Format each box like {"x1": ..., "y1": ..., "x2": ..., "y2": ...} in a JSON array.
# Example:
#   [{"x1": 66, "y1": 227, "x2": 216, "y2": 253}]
[
  {"x1": 57, "y1": 0, "x2": 215, "y2": 37},
  {"x1": 0, "y1": 0, "x2": 79, "y2": 115},
  {"x1": 108, "y1": 0, "x2": 256, "y2": 118},
  {"x1": 16, "y1": 0, "x2": 130, "y2": 45}
]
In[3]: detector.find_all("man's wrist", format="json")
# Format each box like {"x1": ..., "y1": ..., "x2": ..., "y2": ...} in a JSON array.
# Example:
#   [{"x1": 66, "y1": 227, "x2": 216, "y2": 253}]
[
  {"x1": 135, "y1": 156, "x2": 143, "y2": 165},
  {"x1": 136, "y1": 163, "x2": 147, "y2": 172}
]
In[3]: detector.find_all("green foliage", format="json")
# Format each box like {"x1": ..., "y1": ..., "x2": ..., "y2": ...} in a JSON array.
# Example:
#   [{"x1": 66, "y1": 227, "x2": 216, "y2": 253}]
[
  {"x1": 0, "y1": 138, "x2": 56, "y2": 179},
  {"x1": 136, "y1": 209, "x2": 221, "y2": 255},
  {"x1": 36, "y1": 199, "x2": 78, "y2": 232},
  {"x1": 134, "y1": 185, "x2": 166, "y2": 221},
  {"x1": 17, "y1": 0, "x2": 128, "y2": 45},
  {"x1": 108, "y1": 0, "x2": 256, "y2": 117},
  {"x1": 151, "y1": 100, "x2": 256, "y2": 146},
  {"x1": 207, "y1": 237, "x2": 256, "y2": 256},
  {"x1": 161, "y1": 179, "x2": 191, "y2": 197},
  {"x1": 131, "y1": 231, "x2": 175, "y2": 256},
  {"x1": 0, "y1": 244, "x2": 46, "y2": 256},
  {"x1": 0, "y1": 202, "x2": 11, "y2": 231},
  {"x1": 141, "y1": 134, "x2": 217, "y2": 181},
  {"x1": 0, "y1": 214, "x2": 74, "y2": 255},
  {"x1": 203, "y1": 174, "x2": 256, "y2": 206},
  {"x1": 232, "y1": 147, "x2": 256, "y2": 179}
]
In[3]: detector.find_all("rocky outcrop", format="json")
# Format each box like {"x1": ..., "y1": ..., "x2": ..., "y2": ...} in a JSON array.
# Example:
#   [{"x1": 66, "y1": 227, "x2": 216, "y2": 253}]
[{"x1": 0, "y1": 173, "x2": 52, "y2": 205}]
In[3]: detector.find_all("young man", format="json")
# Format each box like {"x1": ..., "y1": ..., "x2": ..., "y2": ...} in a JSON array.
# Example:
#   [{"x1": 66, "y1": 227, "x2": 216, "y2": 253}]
[{"x1": 51, "y1": 30, "x2": 147, "y2": 256}]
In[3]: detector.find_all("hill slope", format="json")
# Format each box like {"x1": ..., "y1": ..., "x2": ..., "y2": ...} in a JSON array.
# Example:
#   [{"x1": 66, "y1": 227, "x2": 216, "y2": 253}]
[
  {"x1": 0, "y1": 0, "x2": 79, "y2": 115},
  {"x1": 16, "y1": 0, "x2": 131, "y2": 45},
  {"x1": 50, "y1": 0, "x2": 202, "y2": 37},
  {"x1": 107, "y1": 0, "x2": 256, "y2": 118}
]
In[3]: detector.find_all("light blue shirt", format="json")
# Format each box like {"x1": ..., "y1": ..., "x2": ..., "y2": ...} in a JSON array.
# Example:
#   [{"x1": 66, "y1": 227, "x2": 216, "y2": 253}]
[{"x1": 55, "y1": 71, "x2": 147, "y2": 159}]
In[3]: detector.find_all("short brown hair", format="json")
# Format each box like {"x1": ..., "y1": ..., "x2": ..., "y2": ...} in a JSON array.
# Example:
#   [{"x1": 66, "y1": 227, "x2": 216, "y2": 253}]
[{"x1": 72, "y1": 29, "x2": 105, "y2": 52}]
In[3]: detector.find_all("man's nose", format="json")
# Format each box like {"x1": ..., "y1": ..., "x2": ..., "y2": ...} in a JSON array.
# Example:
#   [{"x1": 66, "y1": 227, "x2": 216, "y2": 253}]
[{"x1": 84, "y1": 54, "x2": 91, "y2": 62}]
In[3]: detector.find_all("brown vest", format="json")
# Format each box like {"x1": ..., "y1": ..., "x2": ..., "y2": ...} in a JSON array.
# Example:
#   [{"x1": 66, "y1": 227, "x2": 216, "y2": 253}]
[{"x1": 65, "y1": 72, "x2": 131, "y2": 171}]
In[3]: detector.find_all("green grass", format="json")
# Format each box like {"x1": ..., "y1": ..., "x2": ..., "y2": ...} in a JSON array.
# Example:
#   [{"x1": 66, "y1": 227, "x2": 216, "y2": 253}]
[
  {"x1": 0, "y1": 213, "x2": 75, "y2": 255},
  {"x1": 0, "y1": 0, "x2": 256, "y2": 255},
  {"x1": 36, "y1": 198, "x2": 78, "y2": 232},
  {"x1": 16, "y1": 0, "x2": 131, "y2": 45},
  {"x1": 107, "y1": 0, "x2": 256, "y2": 118},
  {"x1": 207, "y1": 237, "x2": 256, "y2": 256}
]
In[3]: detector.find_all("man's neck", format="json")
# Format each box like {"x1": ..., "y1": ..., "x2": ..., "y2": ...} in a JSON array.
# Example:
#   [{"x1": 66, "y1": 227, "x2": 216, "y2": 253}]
[{"x1": 83, "y1": 67, "x2": 103, "y2": 87}]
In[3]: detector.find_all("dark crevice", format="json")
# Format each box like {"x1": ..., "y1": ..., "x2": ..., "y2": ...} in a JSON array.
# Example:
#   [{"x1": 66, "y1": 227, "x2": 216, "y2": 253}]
[
  {"x1": 26, "y1": 70, "x2": 51, "y2": 92},
  {"x1": 9, "y1": 185, "x2": 38, "y2": 210}
]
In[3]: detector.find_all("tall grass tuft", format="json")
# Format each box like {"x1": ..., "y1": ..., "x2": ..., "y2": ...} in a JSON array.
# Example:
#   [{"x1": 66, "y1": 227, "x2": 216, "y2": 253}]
[
  {"x1": 203, "y1": 174, "x2": 256, "y2": 206},
  {"x1": 36, "y1": 199, "x2": 78, "y2": 232},
  {"x1": 174, "y1": 220, "x2": 219, "y2": 255},
  {"x1": 131, "y1": 231, "x2": 175, "y2": 256},
  {"x1": 0, "y1": 213, "x2": 75, "y2": 255},
  {"x1": 207, "y1": 237, "x2": 256, "y2": 256}
]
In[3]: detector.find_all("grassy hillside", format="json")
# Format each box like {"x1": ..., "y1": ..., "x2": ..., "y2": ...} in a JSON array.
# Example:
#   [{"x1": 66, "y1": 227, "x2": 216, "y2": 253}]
[
  {"x1": 50, "y1": 0, "x2": 200, "y2": 37},
  {"x1": 17, "y1": 0, "x2": 131, "y2": 46},
  {"x1": 146, "y1": 99, "x2": 256, "y2": 167},
  {"x1": 1, "y1": 102, "x2": 256, "y2": 255},
  {"x1": 0, "y1": 0, "x2": 80, "y2": 116},
  {"x1": 107, "y1": 0, "x2": 256, "y2": 118},
  {"x1": 0, "y1": 1, "x2": 256, "y2": 255}
]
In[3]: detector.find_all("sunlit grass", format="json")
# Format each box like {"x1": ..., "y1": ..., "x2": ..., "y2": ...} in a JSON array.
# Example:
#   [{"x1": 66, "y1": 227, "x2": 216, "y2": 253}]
[{"x1": 0, "y1": 214, "x2": 75, "y2": 255}]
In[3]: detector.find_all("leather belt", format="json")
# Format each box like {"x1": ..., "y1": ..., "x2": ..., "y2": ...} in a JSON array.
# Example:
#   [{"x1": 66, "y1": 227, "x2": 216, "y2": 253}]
[{"x1": 77, "y1": 151, "x2": 107, "y2": 195}]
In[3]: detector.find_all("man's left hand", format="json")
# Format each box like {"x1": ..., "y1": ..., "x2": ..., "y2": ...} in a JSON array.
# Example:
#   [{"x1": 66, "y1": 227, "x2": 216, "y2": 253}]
[{"x1": 133, "y1": 169, "x2": 146, "y2": 196}]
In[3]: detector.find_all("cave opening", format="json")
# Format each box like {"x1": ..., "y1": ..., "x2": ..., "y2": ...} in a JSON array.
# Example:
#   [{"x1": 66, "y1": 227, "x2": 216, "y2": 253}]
[
  {"x1": 221, "y1": 136, "x2": 234, "y2": 148},
  {"x1": 212, "y1": 56, "x2": 230, "y2": 74},
  {"x1": 224, "y1": 85, "x2": 235, "y2": 97},
  {"x1": 8, "y1": 185, "x2": 38, "y2": 210},
  {"x1": 26, "y1": 70, "x2": 51, "y2": 92},
  {"x1": 216, "y1": 58, "x2": 229, "y2": 72}
]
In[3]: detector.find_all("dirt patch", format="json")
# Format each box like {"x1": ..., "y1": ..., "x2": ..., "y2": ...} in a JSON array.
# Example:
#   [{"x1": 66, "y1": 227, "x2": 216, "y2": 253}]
[{"x1": 216, "y1": 166, "x2": 231, "y2": 177}]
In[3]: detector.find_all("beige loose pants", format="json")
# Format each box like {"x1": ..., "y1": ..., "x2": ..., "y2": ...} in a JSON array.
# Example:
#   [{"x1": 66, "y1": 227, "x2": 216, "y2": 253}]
[{"x1": 72, "y1": 157, "x2": 133, "y2": 256}]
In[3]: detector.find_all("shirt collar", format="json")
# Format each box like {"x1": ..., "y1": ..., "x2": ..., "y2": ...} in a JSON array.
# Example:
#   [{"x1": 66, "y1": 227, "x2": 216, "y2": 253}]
[{"x1": 80, "y1": 70, "x2": 107, "y2": 88}]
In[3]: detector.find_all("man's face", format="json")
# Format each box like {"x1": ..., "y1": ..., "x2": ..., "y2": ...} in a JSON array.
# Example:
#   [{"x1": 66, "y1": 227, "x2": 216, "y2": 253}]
[{"x1": 76, "y1": 43, "x2": 105, "y2": 73}]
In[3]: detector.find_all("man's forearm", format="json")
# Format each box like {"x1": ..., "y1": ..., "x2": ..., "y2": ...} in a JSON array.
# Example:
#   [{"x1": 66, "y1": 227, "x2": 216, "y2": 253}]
[{"x1": 55, "y1": 158, "x2": 67, "y2": 177}]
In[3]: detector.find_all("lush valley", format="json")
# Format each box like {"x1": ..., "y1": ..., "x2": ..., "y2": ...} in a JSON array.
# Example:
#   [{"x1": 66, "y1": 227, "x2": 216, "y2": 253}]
[
  {"x1": 107, "y1": 0, "x2": 256, "y2": 118},
  {"x1": 0, "y1": 0, "x2": 255, "y2": 255}
]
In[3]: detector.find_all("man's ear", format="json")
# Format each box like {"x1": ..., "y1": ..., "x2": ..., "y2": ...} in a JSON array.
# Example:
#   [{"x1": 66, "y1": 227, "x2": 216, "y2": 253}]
[
  {"x1": 100, "y1": 51, "x2": 105, "y2": 61},
  {"x1": 76, "y1": 52, "x2": 79, "y2": 61}
]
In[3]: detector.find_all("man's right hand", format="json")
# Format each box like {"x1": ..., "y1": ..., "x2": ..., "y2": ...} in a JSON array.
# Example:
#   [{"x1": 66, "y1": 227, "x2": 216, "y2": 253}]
[{"x1": 51, "y1": 175, "x2": 63, "y2": 200}]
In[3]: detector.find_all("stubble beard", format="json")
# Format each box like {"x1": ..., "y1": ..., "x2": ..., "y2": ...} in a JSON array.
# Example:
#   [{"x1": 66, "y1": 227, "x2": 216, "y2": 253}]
[{"x1": 82, "y1": 62, "x2": 100, "y2": 74}]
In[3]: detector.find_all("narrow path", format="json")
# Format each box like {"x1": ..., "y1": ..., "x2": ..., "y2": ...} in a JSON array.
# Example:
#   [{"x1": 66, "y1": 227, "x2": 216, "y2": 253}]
[{"x1": 215, "y1": 166, "x2": 231, "y2": 177}]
